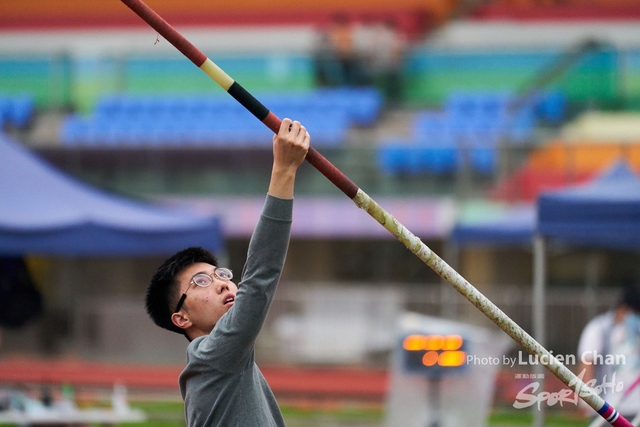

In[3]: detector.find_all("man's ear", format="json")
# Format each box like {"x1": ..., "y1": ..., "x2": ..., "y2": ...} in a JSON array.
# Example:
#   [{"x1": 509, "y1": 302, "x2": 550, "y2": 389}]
[{"x1": 171, "y1": 311, "x2": 192, "y2": 330}]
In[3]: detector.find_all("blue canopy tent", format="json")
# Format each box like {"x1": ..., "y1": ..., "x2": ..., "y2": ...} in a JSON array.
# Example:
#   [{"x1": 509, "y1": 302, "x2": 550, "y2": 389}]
[
  {"x1": 0, "y1": 134, "x2": 223, "y2": 256},
  {"x1": 538, "y1": 161, "x2": 640, "y2": 250},
  {"x1": 452, "y1": 163, "x2": 640, "y2": 249}
]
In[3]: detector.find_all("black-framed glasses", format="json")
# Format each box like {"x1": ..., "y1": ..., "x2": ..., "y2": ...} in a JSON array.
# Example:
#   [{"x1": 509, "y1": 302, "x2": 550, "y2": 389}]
[{"x1": 173, "y1": 267, "x2": 233, "y2": 314}]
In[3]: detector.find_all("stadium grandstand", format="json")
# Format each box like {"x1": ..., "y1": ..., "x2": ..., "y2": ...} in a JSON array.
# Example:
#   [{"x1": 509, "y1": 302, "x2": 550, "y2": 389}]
[{"x1": 1, "y1": 0, "x2": 640, "y2": 423}]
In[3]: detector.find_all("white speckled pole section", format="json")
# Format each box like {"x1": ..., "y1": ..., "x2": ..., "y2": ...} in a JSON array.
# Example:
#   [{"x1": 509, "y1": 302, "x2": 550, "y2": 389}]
[{"x1": 353, "y1": 188, "x2": 613, "y2": 417}]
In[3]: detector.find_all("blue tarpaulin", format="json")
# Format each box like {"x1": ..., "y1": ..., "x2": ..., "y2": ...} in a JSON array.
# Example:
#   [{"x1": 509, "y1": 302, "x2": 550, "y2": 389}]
[
  {"x1": 451, "y1": 162, "x2": 640, "y2": 249},
  {"x1": 538, "y1": 161, "x2": 640, "y2": 249},
  {"x1": 0, "y1": 134, "x2": 223, "y2": 256},
  {"x1": 450, "y1": 205, "x2": 535, "y2": 246}
]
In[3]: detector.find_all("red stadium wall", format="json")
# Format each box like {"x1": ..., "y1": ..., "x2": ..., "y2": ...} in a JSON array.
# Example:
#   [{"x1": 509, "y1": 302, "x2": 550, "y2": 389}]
[
  {"x1": 0, "y1": 0, "x2": 459, "y2": 36},
  {"x1": 472, "y1": 0, "x2": 640, "y2": 21}
]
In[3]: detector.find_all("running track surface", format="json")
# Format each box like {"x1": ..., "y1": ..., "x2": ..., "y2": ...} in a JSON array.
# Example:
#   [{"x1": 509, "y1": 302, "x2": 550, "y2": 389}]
[
  {"x1": 0, "y1": 358, "x2": 388, "y2": 402},
  {"x1": 0, "y1": 358, "x2": 572, "y2": 406}
]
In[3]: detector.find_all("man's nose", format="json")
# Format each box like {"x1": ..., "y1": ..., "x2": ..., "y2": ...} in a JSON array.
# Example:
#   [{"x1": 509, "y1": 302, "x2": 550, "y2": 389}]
[{"x1": 217, "y1": 282, "x2": 229, "y2": 293}]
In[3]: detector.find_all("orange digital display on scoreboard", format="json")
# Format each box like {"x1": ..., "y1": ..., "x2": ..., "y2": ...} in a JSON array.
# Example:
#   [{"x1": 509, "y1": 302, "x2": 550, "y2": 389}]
[{"x1": 402, "y1": 334, "x2": 467, "y2": 377}]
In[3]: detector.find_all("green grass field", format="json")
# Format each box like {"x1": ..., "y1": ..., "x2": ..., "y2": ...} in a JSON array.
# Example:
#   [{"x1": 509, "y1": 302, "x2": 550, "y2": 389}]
[
  {"x1": 121, "y1": 403, "x2": 588, "y2": 427},
  {"x1": 0, "y1": 399, "x2": 590, "y2": 427}
]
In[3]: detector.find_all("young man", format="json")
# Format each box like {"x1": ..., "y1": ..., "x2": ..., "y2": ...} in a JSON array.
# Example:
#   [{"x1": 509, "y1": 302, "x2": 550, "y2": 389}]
[{"x1": 146, "y1": 118, "x2": 310, "y2": 426}]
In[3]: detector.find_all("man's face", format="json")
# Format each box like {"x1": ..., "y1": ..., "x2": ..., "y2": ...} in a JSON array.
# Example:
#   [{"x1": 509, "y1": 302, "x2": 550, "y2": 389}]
[{"x1": 174, "y1": 262, "x2": 238, "y2": 337}]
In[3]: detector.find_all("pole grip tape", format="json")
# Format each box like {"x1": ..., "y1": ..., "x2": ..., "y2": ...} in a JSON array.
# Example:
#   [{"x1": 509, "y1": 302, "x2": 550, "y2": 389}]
[{"x1": 228, "y1": 82, "x2": 270, "y2": 122}]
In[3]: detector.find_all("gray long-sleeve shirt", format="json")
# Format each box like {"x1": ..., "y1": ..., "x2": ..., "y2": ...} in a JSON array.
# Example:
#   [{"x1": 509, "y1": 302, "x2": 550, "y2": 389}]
[{"x1": 179, "y1": 195, "x2": 292, "y2": 426}]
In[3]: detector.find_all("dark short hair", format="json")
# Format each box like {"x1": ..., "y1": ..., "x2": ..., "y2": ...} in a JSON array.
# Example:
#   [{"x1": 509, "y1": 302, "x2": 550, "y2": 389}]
[
  {"x1": 146, "y1": 247, "x2": 218, "y2": 334},
  {"x1": 620, "y1": 280, "x2": 640, "y2": 314}
]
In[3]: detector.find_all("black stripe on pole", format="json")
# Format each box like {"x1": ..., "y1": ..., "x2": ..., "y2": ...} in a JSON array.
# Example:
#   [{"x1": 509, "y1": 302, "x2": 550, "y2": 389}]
[{"x1": 228, "y1": 81, "x2": 270, "y2": 121}]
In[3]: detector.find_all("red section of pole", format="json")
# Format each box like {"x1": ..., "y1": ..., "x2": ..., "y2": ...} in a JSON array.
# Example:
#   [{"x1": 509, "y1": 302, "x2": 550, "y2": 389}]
[
  {"x1": 120, "y1": 0, "x2": 207, "y2": 66},
  {"x1": 306, "y1": 148, "x2": 359, "y2": 198},
  {"x1": 262, "y1": 111, "x2": 359, "y2": 198},
  {"x1": 261, "y1": 111, "x2": 282, "y2": 135}
]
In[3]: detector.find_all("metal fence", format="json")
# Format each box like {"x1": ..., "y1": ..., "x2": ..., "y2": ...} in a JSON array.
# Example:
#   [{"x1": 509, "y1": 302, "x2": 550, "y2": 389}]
[
  {"x1": 4, "y1": 281, "x2": 619, "y2": 367},
  {"x1": 259, "y1": 282, "x2": 619, "y2": 367}
]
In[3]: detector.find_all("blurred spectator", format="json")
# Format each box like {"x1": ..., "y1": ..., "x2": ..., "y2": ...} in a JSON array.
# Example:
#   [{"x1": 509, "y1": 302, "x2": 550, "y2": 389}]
[
  {"x1": 314, "y1": 26, "x2": 342, "y2": 87},
  {"x1": 314, "y1": 13, "x2": 371, "y2": 87},
  {"x1": 314, "y1": 14, "x2": 408, "y2": 95},
  {"x1": 352, "y1": 14, "x2": 378, "y2": 86},
  {"x1": 369, "y1": 18, "x2": 407, "y2": 105},
  {"x1": 577, "y1": 281, "x2": 640, "y2": 419}
]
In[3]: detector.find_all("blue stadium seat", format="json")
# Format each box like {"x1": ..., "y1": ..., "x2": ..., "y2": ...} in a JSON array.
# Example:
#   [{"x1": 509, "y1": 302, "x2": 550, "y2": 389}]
[
  {"x1": 64, "y1": 89, "x2": 380, "y2": 148},
  {"x1": 445, "y1": 92, "x2": 479, "y2": 120},
  {"x1": 107, "y1": 119, "x2": 136, "y2": 146},
  {"x1": 506, "y1": 107, "x2": 535, "y2": 143},
  {"x1": 376, "y1": 89, "x2": 541, "y2": 177},
  {"x1": 476, "y1": 92, "x2": 511, "y2": 119},
  {"x1": 377, "y1": 141, "x2": 458, "y2": 176},
  {"x1": 89, "y1": 121, "x2": 115, "y2": 146},
  {"x1": 312, "y1": 87, "x2": 383, "y2": 127},
  {"x1": 465, "y1": 126, "x2": 501, "y2": 149},
  {"x1": 295, "y1": 110, "x2": 349, "y2": 147},
  {"x1": 190, "y1": 120, "x2": 214, "y2": 146},
  {"x1": 136, "y1": 118, "x2": 165, "y2": 146},
  {"x1": 417, "y1": 147, "x2": 458, "y2": 175},
  {"x1": 378, "y1": 141, "x2": 412, "y2": 174},
  {"x1": 94, "y1": 94, "x2": 127, "y2": 120},
  {"x1": 0, "y1": 96, "x2": 11, "y2": 128},
  {"x1": 119, "y1": 97, "x2": 146, "y2": 120},
  {"x1": 535, "y1": 90, "x2": 566, "y2": 125},
  {"x1": 413, "y1": 112, "x2": 457, "y2": 147},
  {"x1": 8, "y1": 94, "x2": 35, "y2": 128},
  {"x1": 60, "y1": 116, "x2": 90, "y2": 146},
  {"x1": 469, "y1": 148, "x2": 497, "y2": 175},
  {"x1": 348, "y1": 87, "x2": 383, "y2": 126}
]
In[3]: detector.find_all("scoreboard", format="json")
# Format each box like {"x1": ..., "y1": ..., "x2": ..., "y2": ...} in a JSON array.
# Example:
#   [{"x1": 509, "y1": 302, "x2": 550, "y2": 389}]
[{"x1": 401, "y1": 334, "x2": 467, "y2": 378}]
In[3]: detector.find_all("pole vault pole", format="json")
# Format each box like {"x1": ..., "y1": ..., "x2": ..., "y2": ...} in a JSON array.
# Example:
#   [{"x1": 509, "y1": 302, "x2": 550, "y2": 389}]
[{"x1": 118, "y1": 1, "x2": 632, "y2": 425}]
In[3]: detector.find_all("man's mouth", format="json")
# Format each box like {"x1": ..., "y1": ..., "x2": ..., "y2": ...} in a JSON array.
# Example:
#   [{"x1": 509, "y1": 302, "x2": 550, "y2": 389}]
[{"x1": 223, "y1": 296, "x2": 235, "y2": 306}]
